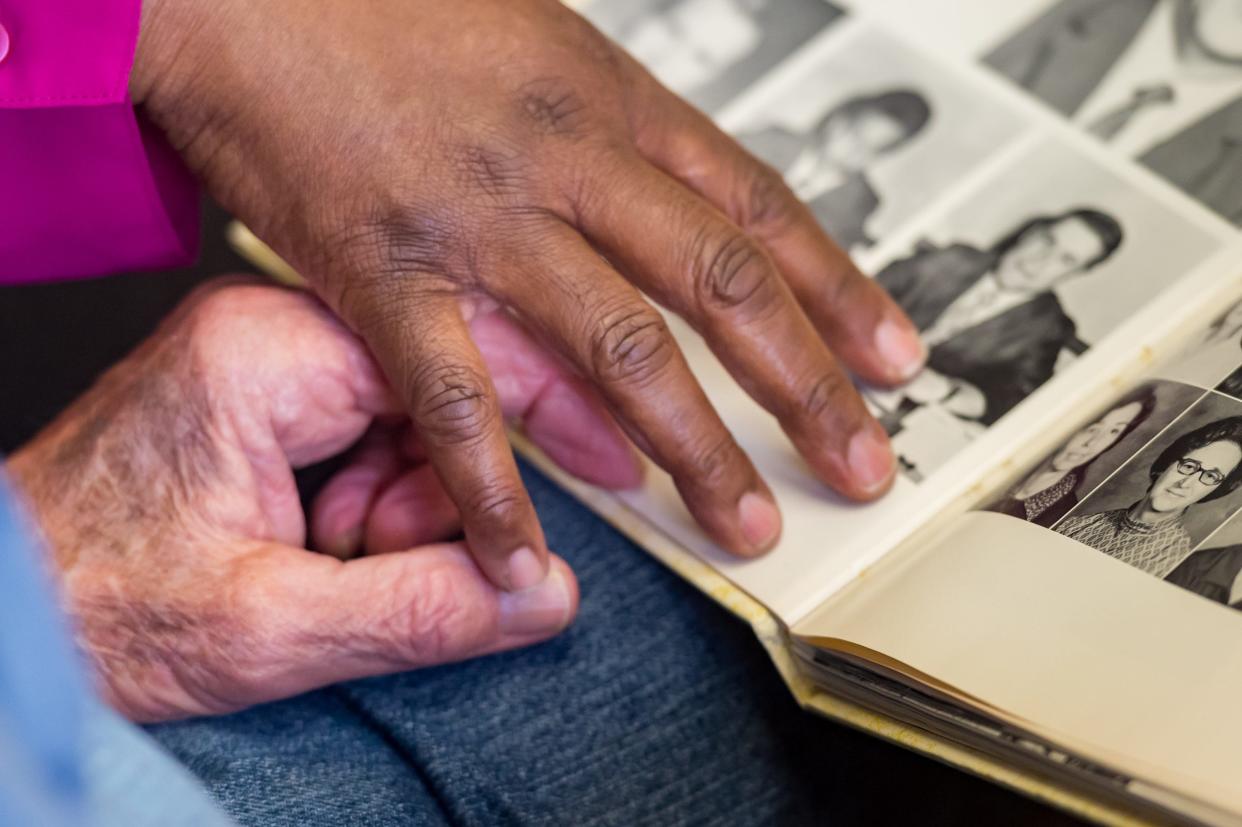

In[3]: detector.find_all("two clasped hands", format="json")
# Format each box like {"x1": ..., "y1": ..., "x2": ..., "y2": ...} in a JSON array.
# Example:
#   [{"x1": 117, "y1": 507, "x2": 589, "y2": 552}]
[{"x1": 9, "y1": 0, "x2": 926, "y2": 721}]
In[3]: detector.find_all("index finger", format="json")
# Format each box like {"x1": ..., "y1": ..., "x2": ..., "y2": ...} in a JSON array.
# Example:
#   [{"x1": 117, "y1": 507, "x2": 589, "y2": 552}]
[
  {"x1": 628, "y1": 72, "x2": 927, "y2": 387},
  {"x1": 347, "y1": 286, "x2": 550, "y2": 593}
]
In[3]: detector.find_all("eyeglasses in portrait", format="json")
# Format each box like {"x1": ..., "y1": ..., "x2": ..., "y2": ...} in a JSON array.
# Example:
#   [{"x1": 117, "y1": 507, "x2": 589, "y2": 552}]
[{"x1": 1054, "y1": 392, "x2": 1242, "y2": 579}]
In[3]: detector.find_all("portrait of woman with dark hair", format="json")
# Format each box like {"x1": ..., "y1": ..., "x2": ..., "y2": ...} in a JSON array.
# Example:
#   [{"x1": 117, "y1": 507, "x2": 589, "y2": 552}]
[
  {"x1": 739, "y1": 88, "x2": 933, "y2": 251},
  {"x1": 989, "y1": 387, "x2": 1156, "y2": 526},
  {"x1": 1056, "y1": 415, "x2": 1242, "y2": 577}
]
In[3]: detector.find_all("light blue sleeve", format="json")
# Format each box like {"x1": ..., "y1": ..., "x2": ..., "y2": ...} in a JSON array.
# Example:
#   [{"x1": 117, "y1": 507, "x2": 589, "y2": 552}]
[
  {"x1": 83, "y1": 700, "x2": 234, "y2": 827},
  {"x1": 0, "y1": 477, "x2": 233, "y2": 827}
]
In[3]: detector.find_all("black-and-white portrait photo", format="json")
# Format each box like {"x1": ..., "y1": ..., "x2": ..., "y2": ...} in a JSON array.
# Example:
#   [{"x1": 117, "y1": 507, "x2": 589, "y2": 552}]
[
  {"x1": 580, "y1": 0, "x2": 844, "y2": 114},
  {"x1": 731, "y1": 26, "x2": 1025, "y2": 256},
  {"x1": 986, "y1": 385, "x2": 1161, "y2": 526},
  {"x1": 985, "y1": 0, "x2": 1242, "y2": 155},
  {"x1": 1166, "y1": 507, "x2": 1242, "y2": 610},
  {"x1": 985, "y1": 0, "x2": 1160, "y2": 116},
  {"x1": 1219, "y1": 365, "x2": 1242, "y2": 399},
  {"x1": 864, "y1": 140, "x2": 1221, "y2": 481},
  {"x1": 1155, "y1": 297, "x2": 1242, "y2": 388},
  {"x1": 1141, "y1": 92, "x2": 1242, "y2": 225},
  {"x1": 1055, "y1": 393, "x2": 1242, "y2": 578},
  {"x1": 740, "y1": 89, "x2": 932, "y2": 252},
  {"x1": 877, "y1": 207, "x2": 1122, "y2": 423}
]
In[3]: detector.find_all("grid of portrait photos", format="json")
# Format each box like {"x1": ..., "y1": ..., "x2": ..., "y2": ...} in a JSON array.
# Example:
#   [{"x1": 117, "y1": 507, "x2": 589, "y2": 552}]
[
  {"x1": 984, "y1": 298, "x2": 1242, "y2": 615},
  {"x1": 580, "y1": 0, "x2": 1236, "y2": 484},
  {"x1": 983, "y1": 0, "x2": 1242, "y2": 227}
]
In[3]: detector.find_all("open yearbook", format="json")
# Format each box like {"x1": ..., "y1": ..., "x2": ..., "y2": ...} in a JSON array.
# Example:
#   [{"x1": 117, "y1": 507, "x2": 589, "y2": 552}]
[{"x1": 232, "y1": 1, "x2": 1242, "y2": 824}]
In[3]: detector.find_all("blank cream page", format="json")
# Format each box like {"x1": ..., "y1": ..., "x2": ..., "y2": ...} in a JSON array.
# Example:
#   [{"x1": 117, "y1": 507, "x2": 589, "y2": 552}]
[{"x1": 794, "y1": 511, "x2": 1242, "y2": 815}]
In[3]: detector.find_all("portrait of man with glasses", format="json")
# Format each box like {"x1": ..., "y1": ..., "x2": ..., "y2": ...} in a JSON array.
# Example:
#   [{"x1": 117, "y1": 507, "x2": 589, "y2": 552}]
[{"x1": 1055, "y1": 413, "x2": 1242, "y2": 578}]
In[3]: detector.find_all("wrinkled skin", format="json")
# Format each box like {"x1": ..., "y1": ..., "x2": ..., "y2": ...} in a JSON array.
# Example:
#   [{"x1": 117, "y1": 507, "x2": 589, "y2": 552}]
[
  {"x1": 129, "y1": 0, "x2": 926, "y2": 591},
  {"x1": 7, "y1": 280, "x2": 642, "y2": 722}
]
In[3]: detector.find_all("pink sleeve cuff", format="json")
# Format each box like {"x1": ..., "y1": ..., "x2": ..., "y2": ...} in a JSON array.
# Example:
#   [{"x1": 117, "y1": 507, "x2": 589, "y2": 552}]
[{"x1": 0, "y1": 0, "x2": 200, "y2": 285}]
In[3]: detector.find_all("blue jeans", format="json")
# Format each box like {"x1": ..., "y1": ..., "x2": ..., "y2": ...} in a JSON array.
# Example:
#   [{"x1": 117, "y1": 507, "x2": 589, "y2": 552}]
[{"x1": 148, "y1": 460, "x2": 1069, "y2": 826}]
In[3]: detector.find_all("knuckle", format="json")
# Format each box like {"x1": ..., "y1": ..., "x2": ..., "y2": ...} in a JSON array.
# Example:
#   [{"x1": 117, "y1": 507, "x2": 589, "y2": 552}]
[
  {"x1": 462, "y1": 484, "x2": 524, "y2": 524},
  {"x1": 182, "y1": 280, "x2": 251, "y2": 315},
  {"x1": 691, "y1": 228, "x2": 780, "y2": 317},
  {"x1": 452, "y1": 139, "x2": 532, "y2": 202},
  {"x1": 394, "y1": 565, "x2": 482, "y2": 663},
  {"x1": 335, "y1": 276, "x2": 408, "y2": 343},
  {"x1": 409, "y1": 359, "x2": 497, "y2": 445},
  {"x1": 179, "y1": 282, "x2": 308, "y2": 369},
  {"x1": 590, "y1": 303, "x2": 677, "y2": 387},
  {"x1": 741, "y1": 164, "x2": 801, "y2": 236},
  {"x1": 517, "y1": 77, "x2": 593, "y2": 138},
  {"x1": 686, "y1": 433, "x2": 742, "y2": 491},
  {"x1": 349, "y1": 202, "x2": 464, "y2": 285},
  {"x1": 180, "y1": 283, "x2": 259, "y2": 343},
  {"x1": 561, "y1": 146, "x2": 629, "y2": 223},
  {"x1": 378, "y1": 213, "x2": 457, "y2": 276},
  {"x1": 800, "y1": 371, "x2": 850, "y2": 424}
]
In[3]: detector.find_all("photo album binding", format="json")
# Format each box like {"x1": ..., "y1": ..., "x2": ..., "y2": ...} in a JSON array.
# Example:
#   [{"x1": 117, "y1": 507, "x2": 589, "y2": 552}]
[{"x1": 561, "y1": 1, "x2": 1242, "y2": 824}]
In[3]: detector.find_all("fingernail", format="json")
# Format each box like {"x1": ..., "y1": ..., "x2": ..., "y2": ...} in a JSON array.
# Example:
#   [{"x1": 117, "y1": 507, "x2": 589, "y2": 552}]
[
  {"x1": 499, "y1": 568, "x2": 573, "y2": 636},
  {"x1": 874, "y1": 318, "x2": 927, "y2": 382},
  {"x1": 507, "y1": 546, "x2": 547, "y2": 591},
  {"x1": 738, "y1": 491, "x2": 782, "y2": 553},
  {"x1": 848, "y1": 425, "x2": 896, "y2": 495}
]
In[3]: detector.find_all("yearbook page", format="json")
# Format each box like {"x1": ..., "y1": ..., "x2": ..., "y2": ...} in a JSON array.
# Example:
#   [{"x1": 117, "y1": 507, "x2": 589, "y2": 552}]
[
  {"x1": 792, "y1": 276, "x2": 1242, "y2": 818},
  {"x1": 575, "y1": 0, "x2": 1242, "y2": 623}
]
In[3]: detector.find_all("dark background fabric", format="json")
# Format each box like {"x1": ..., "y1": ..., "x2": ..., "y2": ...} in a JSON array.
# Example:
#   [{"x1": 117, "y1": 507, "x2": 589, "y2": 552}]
[{"x1": 0, "y1": 202, "x2": 1083, "y2": 825}]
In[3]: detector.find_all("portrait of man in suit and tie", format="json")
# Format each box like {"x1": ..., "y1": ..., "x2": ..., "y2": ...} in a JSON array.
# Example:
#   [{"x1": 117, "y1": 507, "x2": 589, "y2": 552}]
[
  {"x1": 1142, "y1": 92, "x2": 1242, "y2": 226},
  {"x1": 865, "y1": 207, "x2": 1124, "y2": 480},
  {"x1": 877, "y1": 207, "x2": 1124, "y2": 424},
  {"x1": 985, "y1": 0, "x2": 1164, "y2": 117},
  {"x1": 985, "y1": 0, "x2": 1242, "y2": 153},
  {"x1": 738, "y1": 89, "x2": 933, "y2": 252}
]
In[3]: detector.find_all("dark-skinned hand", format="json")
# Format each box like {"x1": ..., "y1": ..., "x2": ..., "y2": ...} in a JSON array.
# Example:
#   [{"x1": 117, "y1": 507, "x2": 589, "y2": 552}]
[{"x1": 130, "y1": 0, "x2": 927, "y2": 591}]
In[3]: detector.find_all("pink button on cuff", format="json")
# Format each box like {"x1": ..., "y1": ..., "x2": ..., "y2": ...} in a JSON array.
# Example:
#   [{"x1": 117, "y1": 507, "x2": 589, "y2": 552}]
[{"x1": 0, "y1": 24, "x2": 9, "y2": 65}]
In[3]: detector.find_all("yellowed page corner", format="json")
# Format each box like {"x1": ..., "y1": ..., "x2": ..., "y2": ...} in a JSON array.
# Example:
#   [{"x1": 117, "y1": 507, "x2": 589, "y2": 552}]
[{"x1": 797, "y1": 511, "x2": 1242, "y2": 816}]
